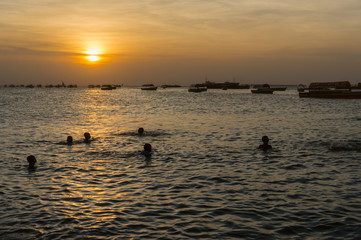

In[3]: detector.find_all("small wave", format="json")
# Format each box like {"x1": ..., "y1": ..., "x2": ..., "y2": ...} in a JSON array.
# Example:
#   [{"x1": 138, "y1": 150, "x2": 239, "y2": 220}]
[
  {"x1": 84, "y1": 150, "x2": 140, "y2": 159},
  {"x1": 283, "y1": 164, "x2": 306, "y2": 170},
  {"x1": 329, "y1": 140, "x2": 361, "y2": 151},
  {"x1": 0, "y1": 228, "x2": 43, "y2": 239}
]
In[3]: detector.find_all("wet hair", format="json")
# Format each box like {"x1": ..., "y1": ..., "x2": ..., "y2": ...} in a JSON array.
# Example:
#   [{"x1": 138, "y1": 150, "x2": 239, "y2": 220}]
[
  {"x1": 144, "y1": 143, "x2": 152, "y2": 152},
  {"x1": 27, "y1": 155, "x2": 37, "y2": 168},
  {"x1": 259, "y1": 136, "x2": 272, "y2": 151},
  {"x1": 138, "y1": 128, "x2": 144, "y2": 135},
  {"x1": 67, "y1": 136, "x2": 73, "y2": 144},
  {"x1": 84, "y1": 132, "x2": 91, "y2": 140}
]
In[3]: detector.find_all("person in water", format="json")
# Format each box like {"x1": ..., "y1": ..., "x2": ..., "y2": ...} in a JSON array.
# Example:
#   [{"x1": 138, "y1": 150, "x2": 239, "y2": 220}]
[
  {"x1": 259, "y1": 136, "x2": 272, "y2": 151},
  {"x1": 141, "y1": 143, "x2": 152, "y2": 157},
  {"x1": 138, "y1": 128, "x2": 145, "y2": 135},
  {"x1": 27, "y1": 155, "x2": 37, "y2": 169},
  {"x1": 67, "y1": 136, "x2": 73, "y2": 145},
  {"x1": 84, "y1": 132, "x2": 91, "y2": 143}
]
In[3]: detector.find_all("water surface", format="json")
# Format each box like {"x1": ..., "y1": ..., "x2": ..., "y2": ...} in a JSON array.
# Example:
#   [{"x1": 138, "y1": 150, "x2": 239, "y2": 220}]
[{"x1": 1, "y1": 87, "x2": 360, "y2": 239}]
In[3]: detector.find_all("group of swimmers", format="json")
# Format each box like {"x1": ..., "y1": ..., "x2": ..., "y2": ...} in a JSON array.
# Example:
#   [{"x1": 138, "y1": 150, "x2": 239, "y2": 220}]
[
  {"x1": 26, "y1": 129, "x2": 271, "y2": 169},
  {"x1": 27, "y1": 129, "x2": 153, "y2": 169},
  {"x1": 65, "y1": 132, "x2": 91, "y2": 145}
]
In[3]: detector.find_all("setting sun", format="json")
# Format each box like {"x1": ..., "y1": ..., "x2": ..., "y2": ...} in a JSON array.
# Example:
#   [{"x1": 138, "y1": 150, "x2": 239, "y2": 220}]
[
  {"x1": 86, "y1": 55, "x2": 100, "y2": 62},
  {"x1": 84, "y1": 48, "x2": 102, "y2": 63}
]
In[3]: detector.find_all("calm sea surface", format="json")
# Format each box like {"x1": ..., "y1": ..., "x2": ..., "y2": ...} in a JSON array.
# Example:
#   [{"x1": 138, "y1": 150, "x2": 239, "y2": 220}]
[{"x1": 0, "y1": 87, "x2": 360, "y2": 239}]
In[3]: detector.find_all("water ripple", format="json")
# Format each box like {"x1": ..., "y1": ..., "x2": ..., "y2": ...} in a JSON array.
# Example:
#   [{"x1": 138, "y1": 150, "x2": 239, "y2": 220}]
[{"x1": 1, "y1": 88, "x2": 361, "y2": 239}]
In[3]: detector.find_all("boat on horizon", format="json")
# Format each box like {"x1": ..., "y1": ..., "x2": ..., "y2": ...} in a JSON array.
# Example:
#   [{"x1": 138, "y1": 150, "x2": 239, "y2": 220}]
[
  {"x1": 251, "y1": 84, "x2": 274, "y2": 94},
  {"x1": 299, "y1": 81, "x2": 361, "y2": 99},
  {"x1": 297, "y1": 84, "x2": 307, "y2": 92},
  {"x1": 141, "y1": 84, "x2": 157, "y2": 90},
  {"x1": 101, "y1": 85, "x2": 116, "y2": 90},
  {"x1": 203, "y1": 80, "x2": 250, "y2": 89},
  {"x1": 188, "y1": 84, "x2": 204, "y2": 92}
]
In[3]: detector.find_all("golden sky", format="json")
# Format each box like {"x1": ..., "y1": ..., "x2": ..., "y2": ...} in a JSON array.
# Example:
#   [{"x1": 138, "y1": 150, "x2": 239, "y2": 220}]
[{"x1": 1, "y1": 0, "x2": 361, "y2": 86}]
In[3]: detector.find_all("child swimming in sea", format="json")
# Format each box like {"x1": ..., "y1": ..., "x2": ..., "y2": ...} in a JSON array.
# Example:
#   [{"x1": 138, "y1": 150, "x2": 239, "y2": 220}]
[
  {"x1": 141, "y1": 143, "x2": 152, "y2": 157},
  {"x1": 259, "y1": 136, "x2": 272, "y2": 151},
  {"x1": 84, "y1": 132, "x2": 92, "y2": 143},
  {"x1": 27, "y1": 155, "x2": 37, "y2": 169}
]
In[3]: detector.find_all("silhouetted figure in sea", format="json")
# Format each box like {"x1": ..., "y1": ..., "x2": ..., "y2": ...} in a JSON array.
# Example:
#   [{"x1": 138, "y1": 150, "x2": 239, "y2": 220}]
[
  {"x1": 84, "y1": 132, "x2": 91, "y2": 143},
  {"x1": 138, "y1": 128, "x2": 145, "y2": 135},
  {"x1": 27, "y1": 155, "x2": 37, "y2": 169},
  {"x1": 141, "y1": 143, "x2": 152, "y2": 157},
  {"x1": 67, "y1": 136, "x2": 73, "y2": 145},
  {"x1": 259, "y1": 136, "x2": 272, "y2": 151}
]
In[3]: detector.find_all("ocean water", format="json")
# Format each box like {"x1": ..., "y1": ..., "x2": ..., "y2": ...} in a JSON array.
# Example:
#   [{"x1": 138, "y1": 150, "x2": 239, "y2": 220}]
[{"x1": 0, "y1": 87, "x2": 360, "y2": 239}]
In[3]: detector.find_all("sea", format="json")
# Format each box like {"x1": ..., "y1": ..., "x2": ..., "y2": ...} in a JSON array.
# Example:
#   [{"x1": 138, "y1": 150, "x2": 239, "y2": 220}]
[{"x1": 0, "y1": 86, "x2": 360, "y2": 239}]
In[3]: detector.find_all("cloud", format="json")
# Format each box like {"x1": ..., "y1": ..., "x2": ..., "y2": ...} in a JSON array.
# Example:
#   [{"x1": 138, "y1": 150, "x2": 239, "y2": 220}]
[
  {"x1": 1, "y1": 0, "x2": 361, "y2": 85},
  {"x1": 0, "y1": 45, "x2": 76, "y2": 57}
]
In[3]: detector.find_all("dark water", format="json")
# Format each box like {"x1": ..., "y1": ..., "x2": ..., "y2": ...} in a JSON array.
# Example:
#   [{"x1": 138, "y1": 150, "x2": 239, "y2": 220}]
[{"x1": 0, "y1": 87, "x2": 360, "y2": 239}]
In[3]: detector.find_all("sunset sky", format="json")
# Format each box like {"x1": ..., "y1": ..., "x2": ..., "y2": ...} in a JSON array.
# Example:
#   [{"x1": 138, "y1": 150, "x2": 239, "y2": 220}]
[{"x1": 1, "y1": 0, "x2": 361, "y2": 86}]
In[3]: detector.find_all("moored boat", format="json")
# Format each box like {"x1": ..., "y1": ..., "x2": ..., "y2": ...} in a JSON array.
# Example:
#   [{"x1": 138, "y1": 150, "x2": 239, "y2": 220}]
[
  {"x1": 251, "y1": 89, "x2": 274, "y2": 94},
  {"x1": 141, "y1": 84, "x2": 157, "y2": 90},
  {"x1": 297, "y1": 84, "x2": 307, "y2": 92},
  {"x1": 101, "y1": 85, "x2": 116, "y2": 90},
  {"x1": 299, "y1": 81, "x2": 361, "y2": 99},
  {"x1": 251, "y1": 84, "x2": 274, "y2": 94},
  {"x1": 188, "y1": 84, "x2": 203, "y2": 92},
  {"x1": 203, "y1": 80, "x2": 250, "y2": 89}
]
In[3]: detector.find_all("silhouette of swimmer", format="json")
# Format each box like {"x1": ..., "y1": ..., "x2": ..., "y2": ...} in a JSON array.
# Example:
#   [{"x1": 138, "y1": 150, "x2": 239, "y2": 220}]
[
  {"x1": 141, "y1": 143, "x2": 152, "y2": 157},
  {"x1": 84, "y1": 132, "x2": 91, "y2": 143},
  {"x1": 27, "y1": 155, "x2": 37, "y2": 169},
  {"x1": 138, "y1": 128, "x2": 145, "y2": 135},
  {"x1": 67, "y1": 136, "x2": 73, "y2": 145},
  {"x1": 259, "y1": 136, "x2": 272, "y2": 151}
]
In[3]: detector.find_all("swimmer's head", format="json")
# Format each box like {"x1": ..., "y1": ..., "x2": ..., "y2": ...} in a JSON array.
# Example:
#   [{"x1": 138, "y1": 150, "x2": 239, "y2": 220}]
[
  {"x1": 144, "y1": 143, "x2": 152, "y2": 152},
  {"x1": 84, "y1": 132, "x2": 91, "y2": 140},
  {"x1": 262, "y1": 136, "x2": 269, "y2": 143},
  {"x1": 138, "y1": 128, "x2": 144, "y2": 135},
  {"x1": 27, "y1": 155, "x2": 37, "y2": 168},
  {"x1": 67, "y1": 136, "x2": 73, "y2": 144}
]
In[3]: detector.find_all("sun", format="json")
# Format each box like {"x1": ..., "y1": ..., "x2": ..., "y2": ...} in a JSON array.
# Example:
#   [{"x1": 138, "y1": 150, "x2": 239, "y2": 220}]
[
  {"x1": 85, "y1": 48, "x2": 102, "y2": 63},
  {"x1": 86, "y1": 55, "x2": 100, "y2": 62}
]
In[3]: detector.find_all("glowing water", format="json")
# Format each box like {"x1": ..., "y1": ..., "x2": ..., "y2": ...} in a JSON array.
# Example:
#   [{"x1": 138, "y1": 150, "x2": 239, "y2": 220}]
[{"x1": 1, "y1": 87, "x2": 360, "y2": 239}]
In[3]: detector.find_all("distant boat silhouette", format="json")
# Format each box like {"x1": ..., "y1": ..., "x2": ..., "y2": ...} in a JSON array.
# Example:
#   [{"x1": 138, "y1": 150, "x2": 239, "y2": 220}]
[
  {"x1": 101, "y1": 85, "x2": 116, "y2": 90},
  {"x1": 299, "y1": 81, "x2": 361, "y2": 98},
  {"x1": 141, "y1": 84, "x2": 157, "y2": 90},
  {"x1": 251, "y1": 84, "x2": 274, "y2": 94}
]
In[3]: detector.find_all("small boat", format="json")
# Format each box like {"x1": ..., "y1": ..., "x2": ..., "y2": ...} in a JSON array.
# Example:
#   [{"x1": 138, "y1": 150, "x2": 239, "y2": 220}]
[
  {"x1": 188, "y1": 85, "x2": 203, "y2": 92},
  {"x1": 101, "y1": 85, "x2": 116, "y2": 90},
  {"x1": 251, "y1": 89, "x2": 274, "y2": 94},
  {"x1": 299, "y1": 81, "x2": 361, "y2": 99},
  {"x1": 141, "y1": 84, "x2": 157, "y2": 90},
  {"x1": 203, "y1": 80, "x2": 250, "y2": 89},
  {"x1": 251, "y1": 84, "x2": 274, "y2": 94},
  {"x1": 297, "y1": 84, "x2": 307, "y2": 92}
]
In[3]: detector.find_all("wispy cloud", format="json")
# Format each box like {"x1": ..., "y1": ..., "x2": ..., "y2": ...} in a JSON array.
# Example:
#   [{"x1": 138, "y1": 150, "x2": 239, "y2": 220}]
[{"x1": 1, "y1": 1, "x2": 361, "y2": 64}]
